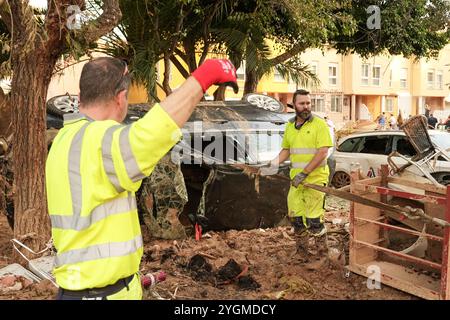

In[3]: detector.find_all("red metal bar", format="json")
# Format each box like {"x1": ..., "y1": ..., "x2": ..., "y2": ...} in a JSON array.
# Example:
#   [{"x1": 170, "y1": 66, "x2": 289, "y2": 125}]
[
  {"x1": 440, "y1": 186, "x2": 450, "y2": 299},
  {"x1": 355, "y1": 217, "x2": 444, "y2": 242},
  {"x1": 355, "y1": 184, "x2": 447, "y2": 205},
  {"x1": 353, "y1": 239, "x2": 442, "y2": 270}
]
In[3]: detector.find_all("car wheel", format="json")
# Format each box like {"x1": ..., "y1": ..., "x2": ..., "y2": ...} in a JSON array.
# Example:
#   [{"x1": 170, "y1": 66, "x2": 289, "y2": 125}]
[
  {"x1": 46, "y1": 94, "x2": 79, "y2": 118},
  {"x1": 243, "y1": 93, "x2": 285, "y2": 113},
  {"x1": 331, "y1": 171, "x2": 351, "y2": 188},
  {"x1": 431, "y1": 172, "x2": 450, "y2": 186}
]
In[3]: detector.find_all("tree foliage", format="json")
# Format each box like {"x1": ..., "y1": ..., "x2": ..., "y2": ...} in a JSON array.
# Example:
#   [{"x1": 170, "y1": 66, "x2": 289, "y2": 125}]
[
  {"x1": 330, "y1": 0, "x2": 450, "y2": 59},
  {"x1": 104, "y1": 0, "x2": 449, "y2": 99},
  {"x1": 0, "y1": 0, "x2": 122, "y2": 257}
]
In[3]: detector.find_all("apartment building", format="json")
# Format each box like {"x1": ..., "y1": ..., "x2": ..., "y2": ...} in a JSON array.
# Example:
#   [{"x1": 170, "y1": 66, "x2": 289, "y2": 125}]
[
  {"x1": 257, "y1": 48, "x2": 347, "y2": 126},
  {"x1": 258, "y1": 44, "x2": 450, "y2": 127}
]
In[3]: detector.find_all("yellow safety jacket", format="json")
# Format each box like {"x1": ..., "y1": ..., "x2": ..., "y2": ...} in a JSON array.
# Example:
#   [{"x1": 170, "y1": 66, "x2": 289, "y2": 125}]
[
  {"x1": 46, "y1": 104, "x2": 181, "y2": 290},
  {"x1": 282, "y1": 116, "x2": 333, "y2": 185}
]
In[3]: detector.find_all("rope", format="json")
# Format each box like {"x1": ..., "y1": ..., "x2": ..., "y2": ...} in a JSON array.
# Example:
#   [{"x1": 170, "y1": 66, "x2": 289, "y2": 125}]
[{"x1": 10, "y1": 238, "x2": 58, "y2": 288}]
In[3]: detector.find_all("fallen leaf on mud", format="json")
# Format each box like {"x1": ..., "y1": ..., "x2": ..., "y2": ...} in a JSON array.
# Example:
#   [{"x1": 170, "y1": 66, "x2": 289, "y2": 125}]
[
  {"x1": 282, "y1": 230, "x2": 293, "y2": 241},
  {"x1": 274, "y1": 290, "x2": 287, "y2": 300},
  {"x1": 279, "y1": 276, "x2": 315, "y2": 298}
]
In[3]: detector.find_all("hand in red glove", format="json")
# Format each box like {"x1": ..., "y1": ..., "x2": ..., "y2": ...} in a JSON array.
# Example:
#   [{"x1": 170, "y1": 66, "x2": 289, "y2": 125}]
[{"x1": 191, "y1": 59, "x2": 239, "y2": 94}]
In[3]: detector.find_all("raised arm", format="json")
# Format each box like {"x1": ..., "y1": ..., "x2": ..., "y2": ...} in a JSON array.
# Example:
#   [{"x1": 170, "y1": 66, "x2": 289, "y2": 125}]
[
  {"x1": 109, "y1": 59, "x2": 238, "y2": 192},
  {"x1": 161, "y1": 59, "x2": 238, "y2": 128}
]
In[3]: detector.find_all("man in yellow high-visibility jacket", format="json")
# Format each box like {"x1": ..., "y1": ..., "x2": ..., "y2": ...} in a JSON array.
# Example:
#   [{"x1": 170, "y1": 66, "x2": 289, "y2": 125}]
[
  {"x1": 46, "y1": 57, "x2": 238, "y2": 300},
  {"x1": 262, "y1": 89, "x2": 333, "y2": 270}
]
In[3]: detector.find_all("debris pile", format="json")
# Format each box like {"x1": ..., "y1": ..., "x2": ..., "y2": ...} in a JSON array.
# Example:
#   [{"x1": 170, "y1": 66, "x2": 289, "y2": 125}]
[{"x1": 0, "y1": 197, "x2": 416, "y2": 300}]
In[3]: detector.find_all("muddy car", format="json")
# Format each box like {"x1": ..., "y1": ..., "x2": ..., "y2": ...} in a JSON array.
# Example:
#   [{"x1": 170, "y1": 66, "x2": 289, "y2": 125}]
[
  {"x1": 45, "y1": 94, "x2": 293, "y2": 231},
  {"x1": 332, "y1": 130, "x2": 450, "y2": 188}
]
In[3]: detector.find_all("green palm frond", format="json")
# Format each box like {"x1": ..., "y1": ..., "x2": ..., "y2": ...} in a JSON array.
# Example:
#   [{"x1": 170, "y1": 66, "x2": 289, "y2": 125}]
[{"x1": 273, "y1": 59, "x2": 321, "y2": 89}]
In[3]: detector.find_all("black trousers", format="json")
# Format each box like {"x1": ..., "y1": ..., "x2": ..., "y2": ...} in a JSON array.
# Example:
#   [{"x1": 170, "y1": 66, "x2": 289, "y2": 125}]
[{"x1": 56, "y1": 274, "x2": 134, "y2": 300}]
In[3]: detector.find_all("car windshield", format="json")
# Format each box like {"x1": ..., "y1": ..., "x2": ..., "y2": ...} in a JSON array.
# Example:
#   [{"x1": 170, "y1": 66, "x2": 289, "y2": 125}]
[
  {"x1": 250, "y1": 131, "x2": 284, "y2": 163},
  {"x1": 430, "y1": 134, "x2": 450, "y2": 150}
]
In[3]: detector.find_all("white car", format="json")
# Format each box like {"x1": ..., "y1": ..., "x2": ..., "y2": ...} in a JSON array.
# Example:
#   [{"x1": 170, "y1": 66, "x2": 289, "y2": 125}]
[{"x1": 331, "y1": 130, "x2": 450, "y2": 188}]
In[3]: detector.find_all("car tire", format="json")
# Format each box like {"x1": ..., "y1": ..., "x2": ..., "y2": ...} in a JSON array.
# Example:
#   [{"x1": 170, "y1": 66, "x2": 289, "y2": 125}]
[
  {"x1": 431, "y1": 172, "x2": 450, "y2": 186},
  {"x1": 242, "y1": 93, "x2": 285, "y2": 113},
  {"x1": 46, "y1": 94, "x2": 79, "y2": 118},
  {"x1": 331, "y1": 171, "x2": 351, "y2": 189}
]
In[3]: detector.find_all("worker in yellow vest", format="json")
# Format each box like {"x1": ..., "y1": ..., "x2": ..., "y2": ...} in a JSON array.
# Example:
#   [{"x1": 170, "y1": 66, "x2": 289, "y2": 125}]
[
  {"x1": 46, "y1": 57, "x2": 238, "y2": 300},
  {"x1": 261, "y1": 89, "x2": 333, "y2": 269}
]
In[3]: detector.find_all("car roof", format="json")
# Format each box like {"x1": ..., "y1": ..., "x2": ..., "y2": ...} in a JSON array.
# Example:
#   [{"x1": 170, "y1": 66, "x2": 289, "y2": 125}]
[
  {"x1": 340, "y1": 129, "x2": 448, "y2": 140},
  {"x1": 128, "y1": 101, "x2": 290, "y2": 124}
]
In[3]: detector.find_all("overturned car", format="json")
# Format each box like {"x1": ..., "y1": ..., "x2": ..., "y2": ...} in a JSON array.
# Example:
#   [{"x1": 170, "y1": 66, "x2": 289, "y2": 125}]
[{"x1": 45, "y1": 94, "x2": 293, "y2": 233}]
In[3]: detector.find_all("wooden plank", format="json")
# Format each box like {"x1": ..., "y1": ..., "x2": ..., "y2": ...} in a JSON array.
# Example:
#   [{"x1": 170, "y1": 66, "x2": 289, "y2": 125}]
[
  {"x1": 388, "y1": 177, "x2": 447, "y2": 195},
  {"x1": 348, "y1": 261, "x2": 441, "y2": 300},
  {"x1": 355, "y1": 176, "x2": 382, "y2": 186},
  {"x1": 351, "y1": 244, "x2": 378, "y2": 265},
  {"x1": 353, "y1": 238, "x2": 386, "y2": 248},
  {"x1": 354, "y1": 240, "x2": 441, "y2": 270},
  {"x1": 384, "y1": 210, "x2": 425, "y2": 233},
  {"x1": 355, "y1": 217, "x2": 444, "y2": 242},
  {"x1": 355, "y1": 184, "x2": 447, "y2": 205},
  {"x1": 441, "y1": 186, "x2": 450, "y2": 299},
  {"x1": 351, "y1": 173, "x2": 381, "y2": 266}
]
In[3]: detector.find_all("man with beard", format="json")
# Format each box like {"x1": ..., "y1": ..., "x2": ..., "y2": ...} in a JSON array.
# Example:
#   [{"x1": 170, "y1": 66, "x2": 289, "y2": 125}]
[{"x1": 261, "y1": 89, "x2": 333, "y2": 269}]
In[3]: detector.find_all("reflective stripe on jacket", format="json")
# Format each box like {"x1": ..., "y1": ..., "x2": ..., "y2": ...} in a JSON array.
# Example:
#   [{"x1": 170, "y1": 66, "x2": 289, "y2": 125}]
[
  {"x1": 46, "y1": 104, "x2": 182, "y2": 290},
  {"x1": 281, "y1": 116, "x2": 333, "y2": 185}
]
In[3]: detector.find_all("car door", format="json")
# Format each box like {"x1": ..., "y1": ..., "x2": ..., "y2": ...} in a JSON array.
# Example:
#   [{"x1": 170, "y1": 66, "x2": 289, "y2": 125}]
[
  {"x1": 336, "y1": 134, "x2": 392, "y2": 178},
  {"x1": 334, "y1": 136, "x2": 365, "y2": 176},
  {"x1": 390, "y1": 135, "x2": 421, "y2": 175},
  {"x1": 356, "y1": 134, "x2": 394, "y2": 177}
]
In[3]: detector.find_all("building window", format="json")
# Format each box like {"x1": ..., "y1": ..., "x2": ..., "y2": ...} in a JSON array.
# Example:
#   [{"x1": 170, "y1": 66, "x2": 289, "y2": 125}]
[
  {"x1": 236, "y1": 61, "x2": 245, "y2": 80},
  {"x1": 372, "y1": 65, "x2": 381, "y2": 86},
  {"x1": 361, "y1": 64, "x2": 369, "y2": 86},
  {"x1": 310, "y1": 61, "x2": 318, "y2": 75},
  {"x1": 400, "y1": 68, "x2": 408, "y2": 88},
  {"x1": 386, "y1": 97, "x2": 394, "y2": 112},
  {"x1": 330, "y1": 95, "x2": 342, "y2": 112},
  {"x1": 311, "y1": 95, "x2": 325, "y2": 112},
  {"x1": 437, "y1": 71, "x2": 443, "y2": 90},
  {"x1": 273, "y1": 68, "x2": 284, "y2": 82},
  {"x1": 328, "y1": 63, "x2": 338, "y2": 86},
  {"x1": 427, "y1": 69, "x2": 434, "y2": 89}
]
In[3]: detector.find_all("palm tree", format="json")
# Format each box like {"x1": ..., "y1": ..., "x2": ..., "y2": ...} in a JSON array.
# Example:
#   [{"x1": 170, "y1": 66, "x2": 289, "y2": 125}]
[{"x1": 98, "y1": 0, "x2": 329, "y2": 101}]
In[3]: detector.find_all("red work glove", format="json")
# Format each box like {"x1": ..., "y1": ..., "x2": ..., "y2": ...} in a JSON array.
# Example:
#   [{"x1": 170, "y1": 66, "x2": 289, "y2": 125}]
[{"x1": 191, "y1": 59, "x2": 239, "y2": 94}]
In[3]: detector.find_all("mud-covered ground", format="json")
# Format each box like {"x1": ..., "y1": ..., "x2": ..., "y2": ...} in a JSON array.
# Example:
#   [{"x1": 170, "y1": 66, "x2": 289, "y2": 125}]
[{"x1": 0, "y1": 196, "x2": 414, "y2": 300}]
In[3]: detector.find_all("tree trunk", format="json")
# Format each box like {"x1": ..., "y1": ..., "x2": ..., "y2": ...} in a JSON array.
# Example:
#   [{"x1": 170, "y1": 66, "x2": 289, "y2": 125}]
[
  {"x1": 162, "y1": 54, "x2": 172, "y2": 96},
  {"x1": 11, "y1": 53, "x2": 55, "y2": 260},
  {"x1": 183, "y1": 39, "x2": 198, "y2": 73},
  {"x1": 213, "y1": 86, "x2": 226, "y2": 101},
  {"x1": 244, "y1": 69, "x2": 259, "y2": 95}
]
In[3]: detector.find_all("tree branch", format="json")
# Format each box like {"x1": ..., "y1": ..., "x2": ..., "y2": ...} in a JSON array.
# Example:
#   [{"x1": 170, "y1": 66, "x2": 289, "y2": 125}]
[
  {"x1": 162, "y1": 53, "x2": 172, "y2": 95},
  {"x1": 199, "y1": 1, "x2": 221, "y2": 66},
  {"x1": 174, "y1": 48, "x2": 188, "y2": 64},
  {"x1": 267, "y1": 42, "x2": 307, "y2": 67},
  {"x1": 76, "y1": 0, "x2": 121, "y2": 45},
  {"x1": 6, "y1": 1, "x2": 35, "y2": 39},
  {"x1": 44, "y1": 0, "x2": 83, "y2": 58},
  {"x1": 170, "y1": 55, "x2": 190, "y2": 79},
  {"x1": 168, "y1": 5, "x2": 186, "y2": 54},
  {"x1": 0, "y1": 1, "x2": 12, "y2": 32}
]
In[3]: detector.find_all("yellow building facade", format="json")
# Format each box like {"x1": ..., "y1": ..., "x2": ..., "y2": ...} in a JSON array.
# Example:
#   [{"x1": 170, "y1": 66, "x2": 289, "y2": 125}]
[{"x1": 47, "y1": 44, "x2": 450, "y2": 128}]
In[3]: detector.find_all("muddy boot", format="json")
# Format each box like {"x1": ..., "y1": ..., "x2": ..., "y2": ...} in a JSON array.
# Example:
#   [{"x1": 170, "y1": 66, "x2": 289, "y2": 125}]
[
  {"x1": 304, "y1": 218, "x2": 329, "y2": 271},
  {"x1": 290, "y1": 217, "x2": 309, "y2": 263}
]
